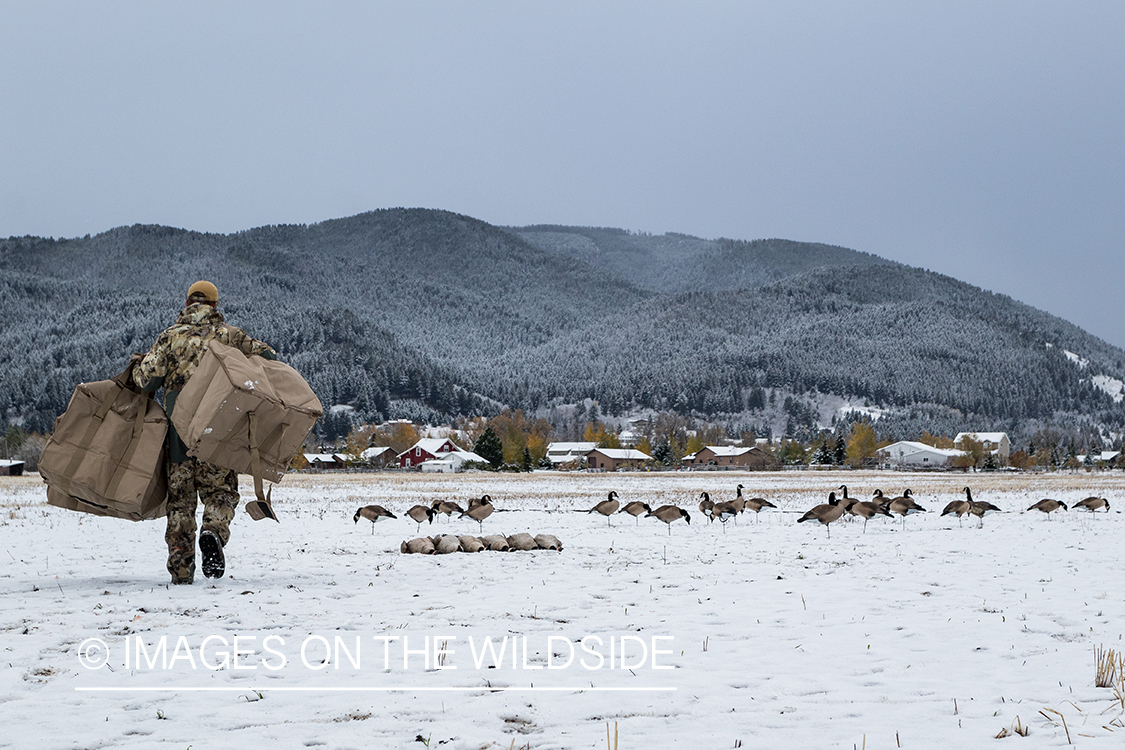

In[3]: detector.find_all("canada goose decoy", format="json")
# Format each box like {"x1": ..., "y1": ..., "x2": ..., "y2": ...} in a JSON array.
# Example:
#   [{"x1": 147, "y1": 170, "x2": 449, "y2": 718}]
[
  {"x1": 507, "y1": 533, "x2": 539, "y2": 551},
  {"x1": 400, "y1": 537, "x2": 435, "y2": 554},
  {"x1": 1027, "y1": 498, "x2": 1068, "y2": 518},
  {"x1": 431, "y1": 499, "x2": 464, "y2": 520},
  {"x1": 711, "y1": 501, "x2": 739, "y2": 533},
  {"x1": 619, "y1": 501, "x2": 652, "y2": 525},
  {"x1": 460, "y1": 495, "x2": 495, "y2": 531},
  {"x1": 871, "y1": 489, "x2": 891, "y2": 510},
  {"x1": 534, "y1": 534, "x2": 563, "y2": 551},
  {"x1": 458, "y1": 535, "x2": 486, "y2": 553},
  {"x1": 852, "y1": 501, "x2": 893, "y2": 532},
  {"x1": 645, "y1": 505, "x2": 691, "y2": 534},
  {"x1": 837, "y1": 485, "x2": 861, "y2": 515},
  {"x1": 797, "y1": 492, "x2": 845, "y2": 538},
  {"x1": 353, "y1": 505, "x2": 397, "y2": 534},
  {"x1": 887, "y1": 489, "x2": 927, "y2": 528},
  {"x1": 406, "y1": 504, "x2": 435, "y2": 530},
  {"x1": 480, "y1": 534, "x2": 510, "y2": 552},
  {"x1": 1073, "y1": 496, "x2": 1110, "y2": 513},
  {"x1": 743, "y1": 495, "x2": 777, "y2": 521},
  {"x1": 431, "y1": 534, "x2": 461, "y2": 554},
  {"x1": 964, "y1": 487, "x2": 1001, "y2": 528},
  {"x1": 583, "y1": 491, "x2": 620, "y2": 526},
  {"x1": 698, "y1": 492, "x2": 715, "y2": 522},
  {"x1": 731, "y1": 485, "x2": 747, "y2": 515},
  {"x1": 940, "y1": 499, "x2": 972, "y2": 527}
]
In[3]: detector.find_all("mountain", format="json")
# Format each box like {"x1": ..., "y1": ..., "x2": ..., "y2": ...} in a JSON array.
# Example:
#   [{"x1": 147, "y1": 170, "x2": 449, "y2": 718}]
[{"x1": 3, "y1": 208, "x2": 1123, "y2": 447}]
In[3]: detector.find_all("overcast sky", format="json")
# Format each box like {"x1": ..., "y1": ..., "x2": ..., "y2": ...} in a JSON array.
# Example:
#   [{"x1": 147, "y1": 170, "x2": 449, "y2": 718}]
[{"x1": 2, "y1": 2, "x2": 1122, "y2": 347}]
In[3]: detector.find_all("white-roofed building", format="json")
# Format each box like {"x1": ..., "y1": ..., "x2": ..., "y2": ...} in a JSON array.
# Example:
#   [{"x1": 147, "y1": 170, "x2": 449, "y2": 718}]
[
  {"x1": 546, "y1": 442, "x2": 597, "y2": 466},
  {"x1": 420, "y1": 449, "x2": 489, "y2": 473},
  {"x1": 303, "y1": 453, "x2": 346, "y2": 470},
  {"x1": 585, "y1": 447, "x2": 652, "y2": 471},
  {"x1": 0, "y1": 459, "x2": 25, "y2": 476},
  {"x1": 397, "y1": 438, "x2": 460, "y2": 468},
  {"x1": 954, "y1": 432, "x2": 1010, "y2": 463},
  {"x1": 359, "y1": 446, "x2": 396, "y2": 468},
  {"x1": 682, "y1": 445, "x2": 779, "y2": 469},
  {"x1": 879, "y1": 441, "x2": 964, "y2": 468}
]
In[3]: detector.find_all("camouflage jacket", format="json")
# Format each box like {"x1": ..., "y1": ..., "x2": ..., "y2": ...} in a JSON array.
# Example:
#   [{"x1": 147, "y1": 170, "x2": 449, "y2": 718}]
[
  {"x1": 134, "y1": 303, "x2": 276, "y2": 393},
  {"x1": 134, "y1": 303, "x2": 276, "y2": 463}
]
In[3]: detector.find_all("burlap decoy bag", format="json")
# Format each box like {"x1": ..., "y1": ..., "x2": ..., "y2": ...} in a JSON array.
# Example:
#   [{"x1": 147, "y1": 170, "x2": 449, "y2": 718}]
[
  {"x1": 171, "y1": 341, "x2": 323, "y2": 521},
  {"x1": 40, "y1": 362, "x2": 168, "y2": 521}
]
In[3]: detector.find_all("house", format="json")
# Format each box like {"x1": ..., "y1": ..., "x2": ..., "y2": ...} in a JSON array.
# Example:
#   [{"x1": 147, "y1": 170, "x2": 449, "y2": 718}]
[
  {"x1": 397, "y1": 438, "x2": 460, "y2": 468},
  {"x1": 545, "y1": 442, "x2": 597, "y2": 467},
  {"x1": 303, "y1": 453, "x2": 346, "y2": 470},
  {"x1": 0, "y1": 459, "x2": 25, "y2": 476},
  {"x1": 954, "y1": 432, "x2": 1011, "y2": 464},
  {"x1": 880, "y1": 441, "x2": 963, "y2": 468},
  {"x1": 682, "y1": 446, "x2": 779, "y2": 469},
  {"x1": 585, "y1": 447, "x2": 652, "y2": 471},
  {"x1": 359, "y1": 446, "x2": 396, "y2": 468},
  {"x1": 420, "y1": 449, "x2": 489, "y2": 473}
]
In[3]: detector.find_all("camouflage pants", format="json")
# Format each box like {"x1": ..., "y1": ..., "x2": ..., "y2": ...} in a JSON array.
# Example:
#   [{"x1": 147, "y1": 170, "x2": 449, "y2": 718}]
[{"x1": 165, "y1": 458, "x2": 239, "y2": 581}]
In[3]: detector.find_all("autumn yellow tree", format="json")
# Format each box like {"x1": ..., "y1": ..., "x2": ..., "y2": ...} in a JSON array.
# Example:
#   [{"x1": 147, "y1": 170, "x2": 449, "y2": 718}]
[{"x1": 845, "y1": 423, "x2": 877, "y2": 467}]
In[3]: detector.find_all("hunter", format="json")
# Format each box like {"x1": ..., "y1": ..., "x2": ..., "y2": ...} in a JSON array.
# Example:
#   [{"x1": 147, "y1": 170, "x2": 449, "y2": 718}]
[{"x1": 133, "y1": 281, "x2": 277, "y2": 585}]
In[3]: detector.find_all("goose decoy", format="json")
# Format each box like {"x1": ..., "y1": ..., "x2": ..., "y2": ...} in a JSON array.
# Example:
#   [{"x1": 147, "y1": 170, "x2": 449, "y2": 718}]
[
  {"x1": 583, "y1": 491, "x2": 620, "y2": 525},
  {"x1": 964, "y1": 487, "x2": 1001, "y2": 527},
  {"x1": 797, "y1": 492, "x2": 845, "y2": 538},
  {"x1": 431, "y1": 499, "x2": 464, "y2": 519},
  {"x1": 1073, "y1": 496, "x2": 1110, "y2": 513},
  {"x1": 400, "y1": 537, "x2": 435, "y2": 554},
  {"x1": 460, "y1": 496, "x2": 495, "y2": 531},
  {"x1": 534, "y1": 534, "x2": 563, "y2": 551},
  {"x1": 940, "y1": 498, "x2": 971, "y2": 526},
  {"x1": 619, "y1": 501, "x2": 652, "y2": 525},
  {"x1": 507, "y1": 533, "x2": 539, "y2": 551},
  {"x1": 887, "y1": 489, "x2": 927, "y2": 527},
  {"x1": 852, "y1": 500, "x2": 893, "y2": 532},
  {"x1": 731, "y1": 485, "x2": 747, "y2": 515},
  {"x1": 645, "y1": 505, "x2": 691, "y2": 534},
  {"x1": 698, "y1": 492, "x2": 715, "y2": 522},
  {"x1": 837, "y1": 485, "x2": 861, "y2": 515},
  {"x1": 711, "y1": 501, "x2": 739, "y2": 532},
  {"x1": 480, "y1": 534, "x2": 510, "y2": 552},
  {"x1": 431, "y1": 534, "x2": 461, "y2": 554},
  {"x1": 1027, "y1": 498, "x2": 1068, "y2": 518},
  {"x1": 870, "y1": 489, "x2": 891, "y2": 510},
  {"x1": 458, "y1": 535, "x2": 486, "y2": 553},
  {"x1": 743, "y1": 494, "x2": 777, "y2": 521},
  {"x1": 353, "y1": 505, "x2": 396, "y2": 534},
  {"x1": 406, "y1": 504, "x2": 436, "y2": 530}
]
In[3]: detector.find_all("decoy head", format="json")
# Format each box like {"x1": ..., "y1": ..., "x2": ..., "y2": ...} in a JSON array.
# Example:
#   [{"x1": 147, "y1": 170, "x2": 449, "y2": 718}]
[
  {"x1": 903, "y1": 489, "x2": 913, "y2": 497},
  {"x1": 699, "y1": 491, "x2": 710, "y2": 501},
  {"x1": 1059, "y1": 501, "x2": 1068, "y2": 510},
  {"x1": 353, "y1": 508, "x2": 361, "y2": 523},
  {"x1": 828, "y1": 491, "x2": 838, "y2": 504},
  {"x1": 683, "y1": 510, "x2": 691, "y2": 525},
  {"x1": 609, "y1": 490, "x2": 618, "y2": 500},
  {"x1": 873, "y1": 489, "x2": 884, "y2": 497},
  {"x1": 481, "y1": 494, "x2": 492, "y2": 505},
  {"x1": 1106, "y1": 500, "x2": 1112, "y2": 510}
]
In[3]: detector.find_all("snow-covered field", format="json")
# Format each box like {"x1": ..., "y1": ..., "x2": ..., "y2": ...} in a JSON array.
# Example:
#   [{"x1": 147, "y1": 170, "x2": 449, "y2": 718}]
[{"x1": 2, "y1": 469, "x2": 1124, "y2": 749}]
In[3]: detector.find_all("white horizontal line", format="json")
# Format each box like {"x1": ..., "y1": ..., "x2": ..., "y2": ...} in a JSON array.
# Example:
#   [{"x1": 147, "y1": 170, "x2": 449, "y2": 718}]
[{"x1": 76, "y1": 686, "x2": 676, "y2": 693}]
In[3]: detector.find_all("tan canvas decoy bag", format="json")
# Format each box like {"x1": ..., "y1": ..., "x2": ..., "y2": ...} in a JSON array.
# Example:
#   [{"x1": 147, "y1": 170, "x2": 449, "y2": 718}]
[
  {"x1": 171, "y1": 341, "x2": 323, "y2": 522},
  {"x1": 40, "y1": 361, "x2": 168, "y2": 521}
]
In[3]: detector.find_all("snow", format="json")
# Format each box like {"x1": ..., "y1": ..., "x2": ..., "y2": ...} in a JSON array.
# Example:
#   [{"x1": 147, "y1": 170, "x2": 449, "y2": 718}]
[
  {"x1": 1092, "y1": 375, "x2": 1125, "y2": 404},
  {"x1": 1064, "y1": 350, "x2": 1090, "y2": 369},
  {"x1": 2, "y1": 470, "x2": 1124, "y2": 748}
]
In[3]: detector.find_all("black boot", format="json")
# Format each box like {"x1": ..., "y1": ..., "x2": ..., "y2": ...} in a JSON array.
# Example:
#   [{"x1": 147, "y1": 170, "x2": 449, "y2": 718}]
[{"x1": 199, "y1": 530, "x2": 225, "y2": 579}]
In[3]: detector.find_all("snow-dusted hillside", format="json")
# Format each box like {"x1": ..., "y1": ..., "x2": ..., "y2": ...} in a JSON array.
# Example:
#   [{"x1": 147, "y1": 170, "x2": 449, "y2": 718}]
[{"x1": 2, "y1": 470, "x2": 1123, "y2": 748}]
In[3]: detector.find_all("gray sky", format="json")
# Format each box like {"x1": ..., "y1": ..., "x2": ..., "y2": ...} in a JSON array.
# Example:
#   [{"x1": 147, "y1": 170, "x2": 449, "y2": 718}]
[{"x1": 3, "y1": 2, "x2": 1123, "y2": 347}]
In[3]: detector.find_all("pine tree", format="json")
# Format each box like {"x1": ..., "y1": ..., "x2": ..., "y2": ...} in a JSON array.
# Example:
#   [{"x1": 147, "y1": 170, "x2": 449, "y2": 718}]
[{"x1": 474, "y1": 426, "x2": 504, "y2": 469}]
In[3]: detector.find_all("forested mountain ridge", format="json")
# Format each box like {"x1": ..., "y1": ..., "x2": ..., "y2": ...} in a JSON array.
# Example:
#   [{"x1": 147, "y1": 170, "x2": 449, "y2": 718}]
[{"x1": 2, "y1": 208, "x2": 1123, "y2": 446}]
